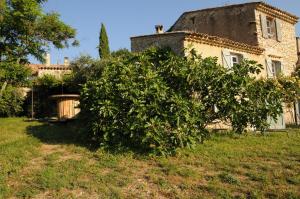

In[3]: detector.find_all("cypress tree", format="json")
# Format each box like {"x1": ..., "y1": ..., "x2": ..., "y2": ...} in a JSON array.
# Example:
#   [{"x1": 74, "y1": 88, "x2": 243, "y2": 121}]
[{"x1": 98, "y1": 23, "x2": 110, "y2": 59}]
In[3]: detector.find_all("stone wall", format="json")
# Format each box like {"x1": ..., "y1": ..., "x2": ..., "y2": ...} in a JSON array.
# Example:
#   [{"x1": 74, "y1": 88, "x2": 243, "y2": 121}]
[
  {"x1": 255, "y1": 9, "x2": 298, "y2": 125},
  {"x1": 170, "y1": 4, "x2": 258, "y2": 45},
  {"x1": 255, "y1": 10, "x2": 298, "y2": 76},
  {"x1": 131, "y1": 32, "x2": 185, "y2": 55},
  {"x1": 37, "y1": 67, "x2": 71, "y2": 79}
]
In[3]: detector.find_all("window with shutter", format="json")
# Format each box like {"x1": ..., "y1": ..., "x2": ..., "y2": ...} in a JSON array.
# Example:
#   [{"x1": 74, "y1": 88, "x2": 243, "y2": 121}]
[
  {"x1": 268, "y1": 60, "x2": 282, "y2": 78},
  {"x1": 222, "y1": 50, "x2": 243, "y2": 68},
  {"x1": 261, "y1": 14, "x2": 281, "y2": 41},
  {"x1": 230, "y1": 53, "x2": 243, "y2": 68}
]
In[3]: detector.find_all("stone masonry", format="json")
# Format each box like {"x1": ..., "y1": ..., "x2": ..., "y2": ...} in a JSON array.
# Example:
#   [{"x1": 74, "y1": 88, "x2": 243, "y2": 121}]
[{"x1": 131, "y1": 2, "x2": 299, "y2": 128}]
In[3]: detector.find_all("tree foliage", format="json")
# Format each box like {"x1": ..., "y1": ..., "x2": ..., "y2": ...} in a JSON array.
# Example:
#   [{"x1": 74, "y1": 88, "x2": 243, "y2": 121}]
[
  {"x1": 0, "y1": 0, "x2": 78, "y2": 63},
  {"x1": 0, "y1": 0, "x2": 77, "y2": 117},
  {"x1": 0, "y1": 84, "x2": 24, "y2": 117},
  {"x1": 80, "y1": 48, "x2": 296, "y2": 155},
  {"x1": 0, "y1": 61, "x2": 31, "y2": 86},
  {"x1": 98, "y1": 23, "x2": 110, "y2": 59}
]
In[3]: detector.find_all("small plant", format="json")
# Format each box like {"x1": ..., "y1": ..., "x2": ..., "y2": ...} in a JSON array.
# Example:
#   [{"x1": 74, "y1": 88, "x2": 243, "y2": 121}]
[{"x1": 218, "y1": 172, "x2": 240, "y2": 185}]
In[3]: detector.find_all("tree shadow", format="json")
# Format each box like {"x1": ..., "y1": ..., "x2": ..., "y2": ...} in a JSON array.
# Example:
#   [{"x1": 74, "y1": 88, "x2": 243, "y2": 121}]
[
  {"x1": 25, "y1": 120, "x2": 95, "y2": 150},
  {"x1": 25, "y1": 120, "x2": 154, "y2": 157}
]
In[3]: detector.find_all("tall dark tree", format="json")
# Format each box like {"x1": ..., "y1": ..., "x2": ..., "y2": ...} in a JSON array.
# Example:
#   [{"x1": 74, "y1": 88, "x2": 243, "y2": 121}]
[{"x1": 98, "y1": 23, "x2": 110, "y2": 59}]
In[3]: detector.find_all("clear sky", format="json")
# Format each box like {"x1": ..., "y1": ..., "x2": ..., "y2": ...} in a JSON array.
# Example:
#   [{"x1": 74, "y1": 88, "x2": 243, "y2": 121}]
[{"x1": 40, "y1": 0, "x2": 300, "y2": 64}]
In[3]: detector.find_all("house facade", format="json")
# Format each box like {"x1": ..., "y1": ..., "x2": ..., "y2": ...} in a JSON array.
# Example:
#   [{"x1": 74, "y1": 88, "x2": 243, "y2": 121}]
[
  {"x1": 28, "y1": 54, "x2": 72, "y2": 79},
  {"x1": 131, "y1": 2, "x2": 300, "y2": 129}
]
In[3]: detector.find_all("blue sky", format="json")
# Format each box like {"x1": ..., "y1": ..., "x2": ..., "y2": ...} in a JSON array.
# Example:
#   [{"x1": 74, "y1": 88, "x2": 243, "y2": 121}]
[{"x1": 41, "y1": 0, "x2": 300, "y2": 64}]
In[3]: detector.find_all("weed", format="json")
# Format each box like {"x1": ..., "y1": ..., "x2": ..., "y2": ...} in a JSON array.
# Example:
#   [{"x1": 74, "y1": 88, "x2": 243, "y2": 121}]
[{"x1": 218, "y1": 172, "x2": 240, "y2": 185}]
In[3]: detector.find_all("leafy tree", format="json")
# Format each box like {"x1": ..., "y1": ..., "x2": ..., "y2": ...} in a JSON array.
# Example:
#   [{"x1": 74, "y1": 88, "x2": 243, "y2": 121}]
[
  {"x1": 0, "y1": 0, "x2": 77, "y2": 116},
  {"x1": 0, "y1": 61, "x2": 31, "y2": 86},
  {"x1": 111, "y1": 48, "x2": 131, "y2": 58},
  {"x1": 0, "y1": 85, "x2": 24, "y2": 117},
  {"x1": 0, "y1": 0, "x2": 78, "y2": 63},
  {"x1": 98, "y1": 23, "x2": 110, "y2": 59},
  {"x1": 0, "y1": 61, "x2": 31, "y2": 114},
  {"x1": 80, "y1": 48, "x2": 296, "y2": 155}
]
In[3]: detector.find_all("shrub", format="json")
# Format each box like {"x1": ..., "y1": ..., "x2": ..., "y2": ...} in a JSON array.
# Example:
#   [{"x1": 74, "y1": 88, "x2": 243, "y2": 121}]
[
  {"x1": 0, "y1": 85, "x2": 24, "y2": 117},
  {"x1": 81, "y1": 48, "x2": 210, "y2": 155},
  {"x1": 80, "y1": 48, "x2": 295, "y2": 155}
]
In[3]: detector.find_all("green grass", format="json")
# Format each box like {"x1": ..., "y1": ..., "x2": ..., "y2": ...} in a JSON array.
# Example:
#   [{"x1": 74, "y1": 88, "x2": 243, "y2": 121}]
[{"x1": 0, "y1": 118, "x2": 299, "y2": 198}]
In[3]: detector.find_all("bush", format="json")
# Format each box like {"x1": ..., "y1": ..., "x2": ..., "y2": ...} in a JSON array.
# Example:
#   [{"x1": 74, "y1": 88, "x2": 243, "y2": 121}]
[
  {"x1": 80, "y1": 48, "x2": 295, "y2": 155},
  {"x1": 0, "y1": 85, "x2": 24, "y2": 117},
  {"x1": 81, "y1": 48, "x2": 210, "y2": 155}
]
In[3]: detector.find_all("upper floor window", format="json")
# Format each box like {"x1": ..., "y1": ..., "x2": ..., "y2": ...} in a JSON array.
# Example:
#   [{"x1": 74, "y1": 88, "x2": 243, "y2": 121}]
[
  {"x1": 266, "y1": 17, "x2": 276, "y2": 39},
  {"x1": 260, "y1": 14, "x2": 282, "y2": 42}
]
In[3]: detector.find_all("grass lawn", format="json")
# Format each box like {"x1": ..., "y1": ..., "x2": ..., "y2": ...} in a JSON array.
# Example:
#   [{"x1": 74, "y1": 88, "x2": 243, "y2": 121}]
[{"x1": 0, "y1": 118, "x2": 299, "y2": 199}]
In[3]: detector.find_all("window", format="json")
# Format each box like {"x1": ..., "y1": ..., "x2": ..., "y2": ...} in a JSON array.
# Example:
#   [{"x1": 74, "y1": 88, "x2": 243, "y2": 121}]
[
  {"x1": 222, "y1": 50, "x2": 244, "y2": 68},
  {"x1": 261, "y1": 14, "x2": 282, "y2": 41},
  {"x1": 271, "y1": 61, "x2": 281, "y2": 77},
  {"x1": 230, "y1": 53, "x2": 243, "y2": 67},
  {"x1": 266, "y1": 17, "x2": 276, "y2": 39}
]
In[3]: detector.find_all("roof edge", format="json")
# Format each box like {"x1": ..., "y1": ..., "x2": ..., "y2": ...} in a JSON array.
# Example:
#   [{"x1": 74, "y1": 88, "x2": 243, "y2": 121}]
[
  {"x1": 131, "y1": 31, "x2": 265, "y2": 55},
  {"x1": 169, "y1": 1, "x2": 298, "y2": 31},
  {"x1": 130, "y1": 31, "x2": 188, "y2": 39},
  {"x1": 256, "y1": 2, "x2": 298, "y2": 24}
]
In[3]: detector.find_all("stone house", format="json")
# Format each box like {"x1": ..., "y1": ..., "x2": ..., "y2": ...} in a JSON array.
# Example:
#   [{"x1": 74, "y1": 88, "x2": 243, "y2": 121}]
[
  {"x1": 28, "y1": 53, "x2": 72, "y2": 79},
  {"x1": 131, "y1": 2, "x2": 300, "y2": 129},
  {"x1": 25, "y1": 54, "x2": 74, "y2": 119}
]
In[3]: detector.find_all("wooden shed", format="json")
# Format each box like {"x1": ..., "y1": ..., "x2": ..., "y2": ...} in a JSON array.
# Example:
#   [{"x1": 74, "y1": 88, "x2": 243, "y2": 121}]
[{"x1": 50, "y1": 94, "x2": 80, "y2": 121}]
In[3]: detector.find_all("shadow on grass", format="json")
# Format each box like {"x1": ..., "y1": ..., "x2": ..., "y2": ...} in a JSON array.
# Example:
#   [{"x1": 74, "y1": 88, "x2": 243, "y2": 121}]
[
  {"x1": 25, "y1": 120, "x2": 148, "y2": 156},
  {"x1": 25, "y1": 120, "x2": 96, "y2": 150}
]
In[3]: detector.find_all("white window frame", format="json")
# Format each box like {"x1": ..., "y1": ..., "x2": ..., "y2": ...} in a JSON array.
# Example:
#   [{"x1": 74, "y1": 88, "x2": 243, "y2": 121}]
[
  {"x1": 231, "y1": 55, "x2": 239, "y2": 67},
  {"x1": 271, "y1": 61, "x2": 281, "y2": 78},
  {"x1": 230, "y1": 53, "x2": 243, "y2": 68}
]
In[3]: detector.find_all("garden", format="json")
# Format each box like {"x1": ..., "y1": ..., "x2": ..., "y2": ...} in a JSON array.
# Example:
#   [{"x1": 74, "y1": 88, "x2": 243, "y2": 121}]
[{"x1": 0, "y1": 0, "x2": 300, "y2": 198}]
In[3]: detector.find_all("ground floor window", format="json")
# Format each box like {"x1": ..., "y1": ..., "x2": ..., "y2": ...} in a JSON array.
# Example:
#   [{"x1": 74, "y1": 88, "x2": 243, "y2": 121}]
[
  {"x1": 271, "y1": 61, "x2": 281, "y2": 77},
  {"x1": 230, "y1": 53, "x2": 243, "y2": 67}
]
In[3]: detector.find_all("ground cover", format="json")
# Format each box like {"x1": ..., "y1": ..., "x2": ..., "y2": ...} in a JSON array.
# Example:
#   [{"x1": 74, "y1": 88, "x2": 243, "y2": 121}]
[{"x1": 0, "y1": 118, "x2": 299, "y2": 198}]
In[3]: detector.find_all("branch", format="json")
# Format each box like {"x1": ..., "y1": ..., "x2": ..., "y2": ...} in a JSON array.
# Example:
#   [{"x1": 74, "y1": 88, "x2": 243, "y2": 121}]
[{"x1": 0, "y1": 81, "x2": 7, "y2": 98}]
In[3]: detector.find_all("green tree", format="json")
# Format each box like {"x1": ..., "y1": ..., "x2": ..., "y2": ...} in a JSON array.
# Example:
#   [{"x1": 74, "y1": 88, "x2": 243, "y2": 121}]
[
  {"x1": 111, "y1": 48, "x2": 131, "y2": 58},
  {"x1": 0, "y1": 0, "x2": 78, "y2": 63},
  {"x1": 80, "y1": 48, "x2": 296, "y2": 155},
  {"x1": 98, "y1": 23, "x2": 110, "y2": 59},
  {"x1": 0, "y1": 85, "x2": 24, "y2": 117},
  {"x1": 0, "y1": 0, "x2": 78, "y2": 116}
]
